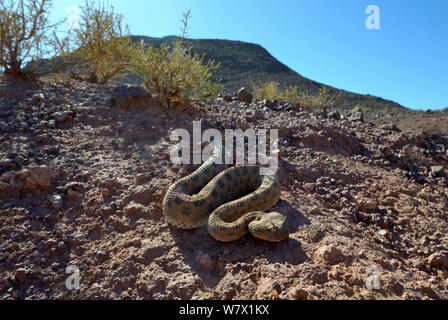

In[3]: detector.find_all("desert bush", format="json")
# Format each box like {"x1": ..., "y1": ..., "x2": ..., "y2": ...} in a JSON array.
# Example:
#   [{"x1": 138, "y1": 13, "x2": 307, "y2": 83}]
[
  {"x1": 253, "y1": 80, "x2": 342, "y2": 112},
  {"x1": 253, "y1": 80, "x2": 283, "y2": 100},
  {"x1": 127, "y1": 9, "x2": 222, "y2": 108},
  {"x1": 0, "y1": 0, "x2": 54, "y2": 78},
  {"x1": 53, "y1": 0, "x2": 132, "y2": 84}
]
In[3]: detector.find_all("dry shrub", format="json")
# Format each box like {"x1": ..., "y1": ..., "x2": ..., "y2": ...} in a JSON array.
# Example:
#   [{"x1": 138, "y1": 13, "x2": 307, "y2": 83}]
[
  {"x1": 253, "y1": 80, "x2": 342, "y2": 112},
  {"x1": 0, "y1": 0, "x2": 54, "y2": 78},
  {"x1": 53, "y1": 0, "x2": 132, "y2": 84},
  {"x1": 127, "y1": 9, "x2": 222, "y2": 108}
]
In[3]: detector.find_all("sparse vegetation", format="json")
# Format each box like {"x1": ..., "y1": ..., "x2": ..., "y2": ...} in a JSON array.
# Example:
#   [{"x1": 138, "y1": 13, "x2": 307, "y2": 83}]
[
  {"x1": 354, "y1": 103, "x2": 372, "y2": 113},
  {"x1": 0, "y1": 0, "x2": 54, "y2": 78},
  {"x1": 52, "y1": 0, "x2": 132, "y2": 84},
  {"x1": 253, "y1": 80, "x2": 342, "y2": 112},
  {"x1": 127, "y1": 9, "x2": 222, "y2": 108}
]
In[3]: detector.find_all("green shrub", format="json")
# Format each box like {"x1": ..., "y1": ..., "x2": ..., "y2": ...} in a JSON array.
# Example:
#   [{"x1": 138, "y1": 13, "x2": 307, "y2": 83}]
[
  {"x1": 0, "y1": 0, "x2": 54, "y2": 78},
  {"x1": 127, "y1": 9, "x2": 222, "y2": 108},
  {"x1": 53, "y1": 0, "x2": 132, "y2": 84},
  {"x1": 253, "y1": 80, "x2": 342, "y2": 113}
]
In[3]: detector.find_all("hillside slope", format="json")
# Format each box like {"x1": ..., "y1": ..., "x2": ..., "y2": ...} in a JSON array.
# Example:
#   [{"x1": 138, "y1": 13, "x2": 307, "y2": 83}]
[
  {"x1": 0, "y1": 78, "x2": 447, "y2": 300},
  {"x1": 36, "y1": 36, "x2": 408, "y2": 112},
  {"x1": 121, "y1": 36, "x2": 408, "y2": 112}
]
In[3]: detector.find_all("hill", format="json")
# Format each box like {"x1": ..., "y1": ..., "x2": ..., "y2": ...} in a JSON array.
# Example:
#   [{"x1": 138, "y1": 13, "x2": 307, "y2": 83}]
[
  {"x1": 35, "y1": 35, "x2": 408, "y2": 112},
  {"x1": 127, "y1": 36, "x2": 408, "y2": 111}
]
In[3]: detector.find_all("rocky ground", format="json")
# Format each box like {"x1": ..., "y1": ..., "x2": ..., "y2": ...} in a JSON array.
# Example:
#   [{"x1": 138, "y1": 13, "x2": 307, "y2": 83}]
[{"x1": 0, "y1": 78, "x2": 447, "y2": 300}]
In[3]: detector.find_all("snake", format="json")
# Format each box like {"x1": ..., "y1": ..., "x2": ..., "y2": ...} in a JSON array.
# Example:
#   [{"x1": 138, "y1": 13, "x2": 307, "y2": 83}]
[{"x1": 162, "y1": 143, "x2": 289, "y2": 242}]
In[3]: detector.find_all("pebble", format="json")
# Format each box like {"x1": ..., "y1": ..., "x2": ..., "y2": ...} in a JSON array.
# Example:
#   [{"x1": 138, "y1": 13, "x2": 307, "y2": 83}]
[
  {"x1": 32, "y1": 93, "x2": 45, "y2": 103},
  {"x1": 430, "y1": 166, "x2": 444, "y2": 177},
  {"x1": 0, "y1": 158, "x2": 15, "y2": 167},
  {"x1": 48, "y1": 194, "x2": 63, "y2": 209},
  {"x1": 15, "y1": 268, "x2": 28, "y2": 283},
  {"x1": 378, "y1": 229, "x2": 389, "y2": 237},
  {"x1": 53, "y1": 111, "x2": 71, "y2": 122},
  {"x1": 0, "y1": 122, "x2": 10, "y2": 132}
]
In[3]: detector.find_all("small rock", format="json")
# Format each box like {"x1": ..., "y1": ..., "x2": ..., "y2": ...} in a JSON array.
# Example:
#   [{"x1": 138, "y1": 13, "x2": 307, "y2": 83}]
[
  {"x1": 0, "y1": 122, "x2": 10, "y2": 132},
  {"x1": 222, "y1": 95, "x2": 233, "y2": 102},
  {"x1": 0, "y1": 242, "x2": 9, "y2": 251},
  {"x1": 48, "y1": 194, "x2": 63, "y2": 209},
  {"x1": 328, "y1": 110, "x2": 341, "y2": 120},
  {"x1": 289, "y1": 287, "x2": 308, "y2": 300},
  {"x1": 57, "y1": 241, "x2": 66, "y2": 251},
  {"x1": 262, "y1": 99, "x2": 278, "y2": 108},
  {"x1": 253, "y1": 109, "x2": 265, "y2": 120},
  {"x1": 380, "y1": 123, "x2": 401, "y2": 132},
  {"x1": 67, "y1": 189, "x2": 83, "y2": 199},
  {"x1": 236, "y1": 87, "x2": 253, "y2": 103},
  {"x1": 53, "y1": 111, "x2": 71, "y2": 122},
  {"x1": 111, "y1": 85, "x2": 152, "y2": 108},
  {"x1": 427, "y1": 252, "x2": 448, "y2": 268},
  {"x1": 378, "y1": 229, "x2": 389, "y2": 237},
  {"x1": 28, "y1": 164, "x2": 52, "y2": 188},
  {"x1": 347, "y1": 107, "x2": 364, "y2": 123},
  {"x1": 15, "y1": 268, "x2": 28, "y2": 283},
  {"x1": 96, "y1": 250, "x2": 108, "y2": 261},
  {"x1": 0, "y1": 158, "x2": 15, "y2": 167},
  {"x1": 123, "y1": 201, "x2": 144, "y2": 216},
  {"x1": 196, "y1": 252, "x2": 216, "y2": 270},
  {"x1": 314, "y1": 245, "x2": 344, "y2": 265},
  {"x1": 430, "y1": 166, "x2": 444, "y2": 177},
  {"x1": 32, "y1": 93, "x2": 45, "y2": 103}
]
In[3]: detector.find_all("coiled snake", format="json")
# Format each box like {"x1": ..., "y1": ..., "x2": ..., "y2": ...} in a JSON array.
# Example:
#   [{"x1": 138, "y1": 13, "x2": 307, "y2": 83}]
[{"x1": 162, "y1": 143, "x2": 288, "y2": 242}]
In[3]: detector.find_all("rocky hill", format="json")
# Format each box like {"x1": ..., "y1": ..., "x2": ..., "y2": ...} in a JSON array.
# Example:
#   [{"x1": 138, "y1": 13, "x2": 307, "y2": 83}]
[
  {"x1": 125, "y1": 36, "x2": 410, "y2": 112},
  {"x1": 34, "y1": 36, "x2": 409, "y2": 112},
  {"x1": 0, "y1": 78, "x2": 447, "y2": 300}
]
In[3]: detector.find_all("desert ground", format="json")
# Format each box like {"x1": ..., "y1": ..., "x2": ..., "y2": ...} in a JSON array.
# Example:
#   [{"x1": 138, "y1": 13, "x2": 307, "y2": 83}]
[{"x1": 0, "y1": 78, "x2": 447, "y2": 300}]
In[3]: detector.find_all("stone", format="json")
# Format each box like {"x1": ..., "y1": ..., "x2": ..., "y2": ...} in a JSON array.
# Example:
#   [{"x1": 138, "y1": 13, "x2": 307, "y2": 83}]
[
  {"x1": 57, "y1": 241, "x2": 66, "y2": 251},
  {"x1": 196, "y1": 252, "x2": 216, "y2": 270},
  {"x1": 53, "y1": 111, "x2": 71, "y2": 122},
  {"x1": 111, "y1": 85, "x2": 152, "y2": 108},
  {"x1": 253, "y1": 109, "x2": 265, "y2": 120},
  {"x1": 15, "y1": 268, "x2": 28, "y2": 283},
  {"x1": 67, "y1": 189, "x2": 83, "y2": 199},
  {"x1": 0, "y1": 171, "x2": 12, "y2": 182},
  {"x1": 381, "y1": 123, "x2": 401, "y2": 132},
  {"x1": 314, "y1": 245, "x2": 344, "y2": 265},
  {"x1": 328, "y1": 110, "x2": 341, "y2": 120},
  {"x1": 28, "y1": 164, "x2": 52, "y2": 188},
  {"x1": 31, "y1": 93, "x2": 45, "y2": 103},
  {"x1": 378, "y1": 229, "x2": 389, "y2": 237},
  {"x1": 222, "y1": 95, "x2": 233, "y2": 102},
  {"x1": 0, "y1": 122, "x2": 10, "y2": 132},
  {"x1": 289, "y1": 287, "x2": 308, "y2": 300},
  {"x1": 0, "y1": 158, "x2": 15, "y2": 167},
  {"x1": 236, "y1": 87, "x2": 253, "y2": 103},
  {"x1": 430, "y1": 166, "x2": 444, "y2": 177},
  {"x1": 48, "y1": 194, "x2": 63, "y2": 209},
  {"x1": 347, "y1": 108, "x2": 364, "y2": 123},
  {"x1": 427, "y1": 252, "x2": 448, "y2": 268},
  {"x1": 262, "y1": 99, "x2": 278, "y2": 108},
  {"x1": 123, "y1": 201, "x2": 145, "y2": 216}
]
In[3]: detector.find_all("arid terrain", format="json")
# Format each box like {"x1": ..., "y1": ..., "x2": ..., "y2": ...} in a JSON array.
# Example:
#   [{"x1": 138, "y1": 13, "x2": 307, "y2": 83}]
[{"x1": 0, "y1": 77, "x2": 447, "y2": 300}]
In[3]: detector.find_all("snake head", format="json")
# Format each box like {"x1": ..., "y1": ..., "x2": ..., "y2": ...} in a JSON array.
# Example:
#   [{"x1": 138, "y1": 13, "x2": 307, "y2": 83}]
[{"x1": 248, "y1": 212, "x2": 289, "y2": 242}]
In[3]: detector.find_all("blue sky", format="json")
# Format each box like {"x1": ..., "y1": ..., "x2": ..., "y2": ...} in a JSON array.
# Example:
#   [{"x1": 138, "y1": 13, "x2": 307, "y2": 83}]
[{"x1": 50, "y1": 0, "x2": 448, "y2": 110}]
